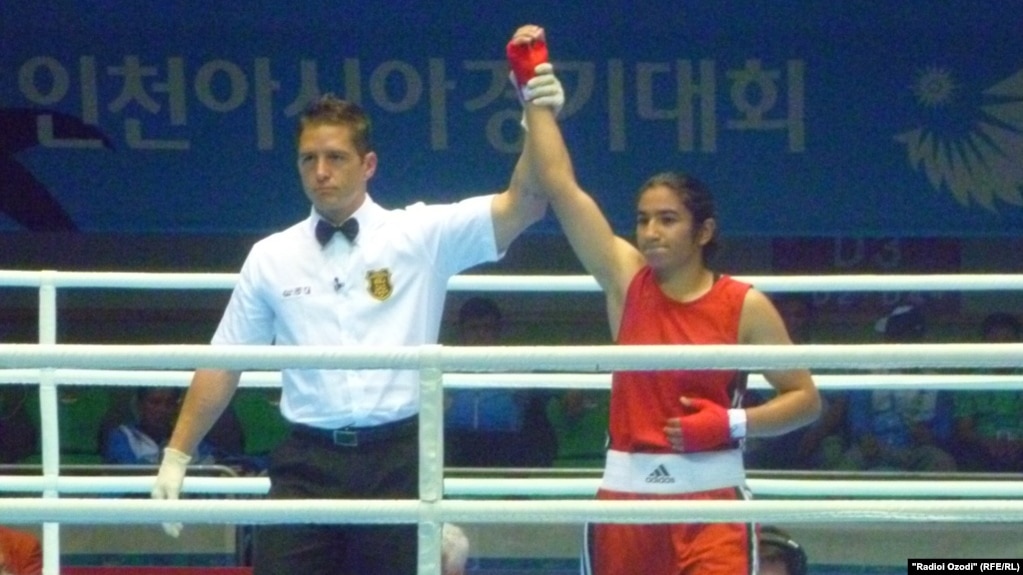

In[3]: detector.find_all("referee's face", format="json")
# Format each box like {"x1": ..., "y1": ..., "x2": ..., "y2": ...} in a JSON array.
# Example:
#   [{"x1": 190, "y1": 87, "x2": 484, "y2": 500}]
[{"x1": 298, "y1": 123, "x2": 378, "y2": 224}]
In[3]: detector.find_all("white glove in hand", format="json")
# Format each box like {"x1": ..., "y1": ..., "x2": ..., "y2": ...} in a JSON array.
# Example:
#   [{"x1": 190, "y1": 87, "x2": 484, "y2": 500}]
[
  {"x1": 524, "y1": 62, "x2": 564, "y2": 118},
  {"x1": 151, "y1": 447, "x2": 191, "y2": 537}
]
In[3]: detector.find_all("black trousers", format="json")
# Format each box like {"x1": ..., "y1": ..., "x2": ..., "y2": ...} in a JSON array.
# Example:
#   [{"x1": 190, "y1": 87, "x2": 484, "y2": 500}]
[{"x1": 252, "y1": 427, "x2": 419, "y2": 575}]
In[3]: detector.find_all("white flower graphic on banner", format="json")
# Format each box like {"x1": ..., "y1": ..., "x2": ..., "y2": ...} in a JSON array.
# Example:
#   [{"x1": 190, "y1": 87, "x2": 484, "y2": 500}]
[{"x1": 895, "y1": 68, "x2": 1023, "y2": 211}]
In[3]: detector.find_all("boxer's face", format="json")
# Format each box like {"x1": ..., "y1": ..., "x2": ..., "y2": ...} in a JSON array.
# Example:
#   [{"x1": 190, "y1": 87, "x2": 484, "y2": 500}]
[{"x1": 635, "y1": 184, "x2": 714, "y2": 271}]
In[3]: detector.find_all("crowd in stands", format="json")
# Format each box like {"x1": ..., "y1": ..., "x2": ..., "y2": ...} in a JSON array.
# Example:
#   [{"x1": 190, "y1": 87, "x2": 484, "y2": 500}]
[
  {"x1": 0, "y1": 380, "x2": 277, "y2": 476},
  {"x1": 2, "y1": 298, "x2": 1021, "y2": 477},
  {"x1": 744, "y1": 300, "x2": 1023, "y2": 473}
]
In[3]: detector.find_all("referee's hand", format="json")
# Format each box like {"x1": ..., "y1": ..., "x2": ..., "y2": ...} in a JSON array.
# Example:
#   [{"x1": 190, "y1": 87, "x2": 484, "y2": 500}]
[{"x1": 151, "y1": 447, "x2": 191, "y2": 537}]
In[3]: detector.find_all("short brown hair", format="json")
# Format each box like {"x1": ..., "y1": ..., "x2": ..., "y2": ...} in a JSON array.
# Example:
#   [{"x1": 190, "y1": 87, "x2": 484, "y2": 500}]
[{"x1": 297, "y1": 94, "x2": 373, "y2": 157}]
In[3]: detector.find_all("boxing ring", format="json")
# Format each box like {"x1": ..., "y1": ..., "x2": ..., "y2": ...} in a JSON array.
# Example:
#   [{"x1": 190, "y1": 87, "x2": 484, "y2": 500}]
[{"x1": 3, "y1": 270, "x2": 1023, "y2": 574}]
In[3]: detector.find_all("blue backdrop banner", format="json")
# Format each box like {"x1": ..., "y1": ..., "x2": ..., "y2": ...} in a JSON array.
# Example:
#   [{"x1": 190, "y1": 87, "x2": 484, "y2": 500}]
[{"x1": 1, "y1": 2, "x2": 1021, "y2": 238}]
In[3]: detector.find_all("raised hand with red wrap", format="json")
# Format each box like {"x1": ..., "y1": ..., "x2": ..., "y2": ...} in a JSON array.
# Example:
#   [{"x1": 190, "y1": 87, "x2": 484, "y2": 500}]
[
  {"x1": 664, "y1": 396, "x2": 747, "y2": 453},
  {"x1": 506, "y1": 26, "x2": 549, "y2": 90},
  {"x1": 506, "y1": 25, "x2": 564, "y2": 121}
]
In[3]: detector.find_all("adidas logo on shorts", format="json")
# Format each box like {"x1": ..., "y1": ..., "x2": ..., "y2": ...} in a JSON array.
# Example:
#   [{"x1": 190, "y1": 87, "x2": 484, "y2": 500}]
[{"x1": 645, "y1": 464, "x2": 675, "y2": 484}]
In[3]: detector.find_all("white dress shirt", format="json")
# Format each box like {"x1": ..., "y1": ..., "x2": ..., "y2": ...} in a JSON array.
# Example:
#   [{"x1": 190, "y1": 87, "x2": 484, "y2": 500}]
[{"x1": 212, "y1": 194, "x2": 499, "y2": 428}]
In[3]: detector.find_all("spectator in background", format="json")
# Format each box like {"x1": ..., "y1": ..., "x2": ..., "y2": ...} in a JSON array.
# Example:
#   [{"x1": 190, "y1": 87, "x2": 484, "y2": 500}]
[
  {"x1": 0, "y1": 526, "x2": 42, "y2": 575},
  {"x1": 976, "y1": 312, "x2": 1022, "y2": 372},
  {"x1": 103, "y1": 387, "x2": 217, "y2": 466},
  {"x1": 839, "y1": 305, "x2": 957, "y2": 471},
  {"x1": 0, "y1": 385, "x2": 37, "y2": 464},
  {"x1": 441, "y1": 523, "x2": 469, "y2": 575},
  {"x1": 951, "y1": 311, "x2": 1023, "y2": 472},
  {"x1": 780, "y1": 294, "x2": 852, "y2": 470},
  {"x1": 101, "y1": 386, "x2": 246, "y2": 469},
  {"x1": 773, "y1": 294, "x2": 815, "y2": 344},
  {"x1": 758, "y1": 525, "x2": 807, "y2": 575},
  {"x1": 445, "y1": 297, "x2": 556, "y2": 468},
  {"x1": 0, "y1": 328, "x2": 36, "y2": 465}
]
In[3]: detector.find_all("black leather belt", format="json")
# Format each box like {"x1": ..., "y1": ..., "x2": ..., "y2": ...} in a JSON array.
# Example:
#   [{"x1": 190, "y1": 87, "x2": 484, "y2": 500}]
[{"x1": 291, "y1": 415, "x2": 418, "y2": 447}]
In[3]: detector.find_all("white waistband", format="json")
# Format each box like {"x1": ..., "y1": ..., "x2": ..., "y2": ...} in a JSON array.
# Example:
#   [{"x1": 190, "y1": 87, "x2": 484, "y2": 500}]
[{"x1": 600, "y1": 449, "x2": 746, "y2": 494}]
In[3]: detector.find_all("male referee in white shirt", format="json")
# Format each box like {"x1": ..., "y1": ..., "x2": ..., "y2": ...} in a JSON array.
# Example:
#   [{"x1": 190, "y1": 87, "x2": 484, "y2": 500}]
[{"x1": 150, "y1": 56, "x2": 566, "y2": 574}]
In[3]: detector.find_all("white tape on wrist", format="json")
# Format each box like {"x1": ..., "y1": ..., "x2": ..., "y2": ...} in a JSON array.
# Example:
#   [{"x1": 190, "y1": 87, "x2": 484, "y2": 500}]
[{"x1": 727, "y1": 409, "x2": 747, "y2": 440}]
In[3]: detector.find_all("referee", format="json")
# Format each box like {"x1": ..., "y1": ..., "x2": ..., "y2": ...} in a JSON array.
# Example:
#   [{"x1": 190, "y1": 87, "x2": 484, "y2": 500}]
[{"x1": 150, "y1": 65, "x2": 564, "y2": 575}]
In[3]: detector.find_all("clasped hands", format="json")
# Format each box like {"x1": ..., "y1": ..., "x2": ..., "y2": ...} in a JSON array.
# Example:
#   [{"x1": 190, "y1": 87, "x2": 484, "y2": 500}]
[{"x1": 506, "y1": 25, "x2": 564, "y2": 116}]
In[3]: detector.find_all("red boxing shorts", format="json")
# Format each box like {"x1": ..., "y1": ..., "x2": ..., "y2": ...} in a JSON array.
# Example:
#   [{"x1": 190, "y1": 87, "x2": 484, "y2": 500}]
[{"x1": 583, "y1": 486, "x2": 755, "y2": 575}]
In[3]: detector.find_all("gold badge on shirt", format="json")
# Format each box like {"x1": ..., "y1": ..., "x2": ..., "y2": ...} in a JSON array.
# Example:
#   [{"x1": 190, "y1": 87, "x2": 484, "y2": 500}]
[{"x1": 366, "y1": 269, "x2": 393, "y2": 301}]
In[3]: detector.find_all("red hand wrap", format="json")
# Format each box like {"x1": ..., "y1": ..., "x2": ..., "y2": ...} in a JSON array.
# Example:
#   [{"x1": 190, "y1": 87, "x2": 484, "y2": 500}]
[
  {"x1": 678, "y1": 398, "x2": 731, "y2": 452},
  {"x1": 506, "y1": 37, "x2": 549, "y2": 86}
]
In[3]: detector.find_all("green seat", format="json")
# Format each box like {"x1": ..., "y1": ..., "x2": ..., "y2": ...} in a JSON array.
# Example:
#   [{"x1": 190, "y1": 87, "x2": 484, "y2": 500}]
[
  {"x1": 25, "y1": 386, "x2": 111, "y2": 463},
  {"x1": 233, "y1": 388, "x2": 289, "y2": 456},
  {"x1": 546, "y1": 391, "x2": 609, "y2": 469}
]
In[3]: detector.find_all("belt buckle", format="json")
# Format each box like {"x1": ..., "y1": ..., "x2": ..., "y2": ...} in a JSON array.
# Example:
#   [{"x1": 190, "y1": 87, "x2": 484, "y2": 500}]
[{"x1": 332, "y1": 429, "x2": 359, "y2": 447}]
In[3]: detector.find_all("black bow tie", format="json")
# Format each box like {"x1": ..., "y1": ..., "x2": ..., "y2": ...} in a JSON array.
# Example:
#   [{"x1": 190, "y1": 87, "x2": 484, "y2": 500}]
[{"x1": 315, "y1": 218, "x2": 359, "y2": 246}]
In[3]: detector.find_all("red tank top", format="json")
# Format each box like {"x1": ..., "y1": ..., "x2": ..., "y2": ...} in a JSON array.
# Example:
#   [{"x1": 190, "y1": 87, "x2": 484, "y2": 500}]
[{"x1": 609, "y1": 268, "x2": 750, "y2": 453}]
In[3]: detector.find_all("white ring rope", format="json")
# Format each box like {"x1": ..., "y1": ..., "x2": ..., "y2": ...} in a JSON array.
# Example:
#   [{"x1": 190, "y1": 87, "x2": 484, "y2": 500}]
[
  {"x1": 4, "y1": 369, "x2": 1023, "y2": 391},
  {"x1": 4, "y1": 474, "x2": 1023, "y2": 499},
  {"x1": 2, "y1": 498, "x2": 1023, "y2": 526},
  {"x1": 1, "y1": 342, "x2": 1022, "y2": 371},
  {"x1": 5, "y1": 269, "x2": 1023, "y2": 292}
]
